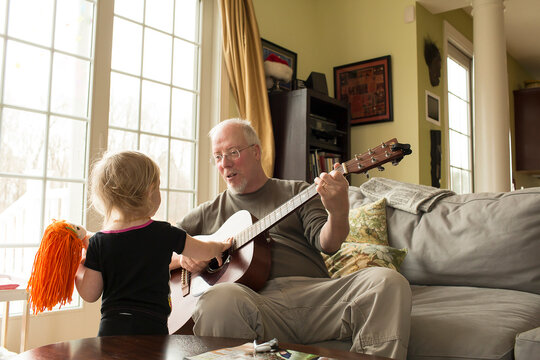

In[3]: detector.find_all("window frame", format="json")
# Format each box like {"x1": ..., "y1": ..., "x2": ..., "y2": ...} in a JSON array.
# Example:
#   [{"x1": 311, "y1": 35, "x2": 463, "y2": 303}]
[
  {"x1": 443, "y1": 21, "x2": 474, "y2": 193},
  {"x1": 0, "y1": 0, "x2": 224, "y2": 317}
]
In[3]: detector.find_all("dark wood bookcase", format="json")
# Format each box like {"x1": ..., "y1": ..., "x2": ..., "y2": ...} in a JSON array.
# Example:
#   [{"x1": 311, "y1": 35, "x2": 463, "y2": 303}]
[
  {"x1": 513, "y1": 87, "x2": 540, "y2": 173},
  {"x1": 269, "y1": 88, "x2": 350, "y2": 182}
]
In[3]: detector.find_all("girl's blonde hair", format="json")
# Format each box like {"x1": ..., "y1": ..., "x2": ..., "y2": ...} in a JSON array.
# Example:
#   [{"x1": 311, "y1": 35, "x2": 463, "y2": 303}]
[{"x1": 90, "y1": 150, "x2": 160, "y2": 223}]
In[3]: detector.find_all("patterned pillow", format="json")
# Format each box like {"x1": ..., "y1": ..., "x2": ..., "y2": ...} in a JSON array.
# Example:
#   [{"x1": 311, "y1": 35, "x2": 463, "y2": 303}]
[
  {"x1": 347, "y1": 197, "x2": 388, "y2": 245},
  {"x1": 323, "y1": 197, "x2": 408, "y2": 278},
  {"x1": 324, "y1": 242, "x2": 408, "y2": 278}
]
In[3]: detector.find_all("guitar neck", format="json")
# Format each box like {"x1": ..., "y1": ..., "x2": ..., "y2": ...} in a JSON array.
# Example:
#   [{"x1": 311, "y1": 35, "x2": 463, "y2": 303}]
[
  {"x1": 232, "y1": 138, "x2": 411, "y2": 251},
  {"x1": 233, "y1": 182, "x2": 320, "y2": 250},
  {"x1": 233, "y1": 165, "x2": 350, "y2": 250}
]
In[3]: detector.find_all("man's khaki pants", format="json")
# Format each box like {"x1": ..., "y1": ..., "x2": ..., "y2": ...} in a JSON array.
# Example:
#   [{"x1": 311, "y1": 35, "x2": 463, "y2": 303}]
[{"x1": 193, "y1": 267, "x2": 412, "y2": 360}]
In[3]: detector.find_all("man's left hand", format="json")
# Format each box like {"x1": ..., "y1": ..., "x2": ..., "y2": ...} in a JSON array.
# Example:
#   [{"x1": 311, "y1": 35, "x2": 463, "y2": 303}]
[{"x1": 314, "y1": 163, "x2": 349, "y2": 217}]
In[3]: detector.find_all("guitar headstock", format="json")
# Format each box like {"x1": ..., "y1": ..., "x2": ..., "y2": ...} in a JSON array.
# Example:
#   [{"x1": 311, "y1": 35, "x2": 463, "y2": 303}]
[{"x1": 340, "y1": 138, "x2": 412, "y2": 175}]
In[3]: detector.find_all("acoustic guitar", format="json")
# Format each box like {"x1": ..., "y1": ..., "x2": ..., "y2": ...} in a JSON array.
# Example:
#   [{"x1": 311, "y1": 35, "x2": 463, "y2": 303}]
[{"x1": 168, "y1": 138, "x2": 411, "y2": 334}]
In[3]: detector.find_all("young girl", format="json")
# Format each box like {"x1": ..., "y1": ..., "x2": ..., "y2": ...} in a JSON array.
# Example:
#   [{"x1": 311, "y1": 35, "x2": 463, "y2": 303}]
[{"x1": 75, "y1": 150, "x2": 231, "y2": 336}]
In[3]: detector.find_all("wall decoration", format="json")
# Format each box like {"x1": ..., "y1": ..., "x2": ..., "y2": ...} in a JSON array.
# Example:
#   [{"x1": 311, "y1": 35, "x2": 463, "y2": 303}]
[
  {"x1": 334, "y1": 55, "x2": 393, "y2": 126},
  {"x1": 261, "y1": 38, "x2": 297, "y2": 91},
  {"x1": 426, "y1": 90, "x2": 440, "y2": 126},
  {"x1": 424, "y1": 37, "x2": 442, "y2": 87}
]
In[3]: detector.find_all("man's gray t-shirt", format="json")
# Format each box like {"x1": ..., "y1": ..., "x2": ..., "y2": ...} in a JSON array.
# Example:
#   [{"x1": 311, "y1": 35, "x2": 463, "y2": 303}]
[{"x1": 178, "y1": 178, "x2": 331, "y2": 279}]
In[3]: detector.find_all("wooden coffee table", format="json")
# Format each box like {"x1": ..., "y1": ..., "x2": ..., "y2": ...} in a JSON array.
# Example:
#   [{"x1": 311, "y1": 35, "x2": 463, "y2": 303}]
[{"x1": 11, "y1": 335, "x2": 390, "y2": 359}]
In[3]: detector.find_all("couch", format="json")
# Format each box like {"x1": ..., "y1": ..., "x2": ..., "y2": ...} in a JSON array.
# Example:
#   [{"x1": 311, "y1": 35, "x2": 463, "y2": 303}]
[{"x1": 316, "y1": 181, "x2": 540, "y2": 360}]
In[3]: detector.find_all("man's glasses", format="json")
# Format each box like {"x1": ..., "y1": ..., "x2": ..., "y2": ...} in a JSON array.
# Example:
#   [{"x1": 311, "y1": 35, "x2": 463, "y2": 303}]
[{"x1": 212, "y1": 144, "x2": 254, "y2": 164}]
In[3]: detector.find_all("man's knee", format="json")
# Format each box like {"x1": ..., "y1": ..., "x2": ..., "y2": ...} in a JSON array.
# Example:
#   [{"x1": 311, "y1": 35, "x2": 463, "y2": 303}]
[
  {"x1": 364, "y1": 267, "x2": 411, "y2": 296},
  {"x1": 194, "y1": 283, "x2": 255, "y2": 319}
]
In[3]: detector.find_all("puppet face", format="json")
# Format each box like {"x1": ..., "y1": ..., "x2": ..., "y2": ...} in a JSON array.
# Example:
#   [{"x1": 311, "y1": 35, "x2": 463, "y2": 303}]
[{"x1": 65, "y1": 222, "x2": 87, "y2": 240}]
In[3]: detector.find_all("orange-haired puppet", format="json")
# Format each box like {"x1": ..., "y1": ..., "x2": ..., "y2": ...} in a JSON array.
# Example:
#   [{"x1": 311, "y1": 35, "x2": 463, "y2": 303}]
[{"x1": 27, "y1": 220, "x2": 89, "y2": 314}]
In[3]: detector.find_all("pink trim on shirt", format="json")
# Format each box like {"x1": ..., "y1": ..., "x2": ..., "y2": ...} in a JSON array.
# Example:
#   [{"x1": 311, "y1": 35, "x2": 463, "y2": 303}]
[{"x1": 101, "y1": 220, "x2": 154, "y2": 233}]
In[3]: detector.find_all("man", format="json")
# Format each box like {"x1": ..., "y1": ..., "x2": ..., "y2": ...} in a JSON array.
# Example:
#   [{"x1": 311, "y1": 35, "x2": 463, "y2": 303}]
[{"x1": 172, "y1": 118, "x2": 411, "y2": 359}]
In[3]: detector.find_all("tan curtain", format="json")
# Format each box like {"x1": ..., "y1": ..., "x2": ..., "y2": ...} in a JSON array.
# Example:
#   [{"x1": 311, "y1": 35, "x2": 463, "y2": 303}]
[{"x1": 219, "y1": 0, "x2": 274, "y2": 177}]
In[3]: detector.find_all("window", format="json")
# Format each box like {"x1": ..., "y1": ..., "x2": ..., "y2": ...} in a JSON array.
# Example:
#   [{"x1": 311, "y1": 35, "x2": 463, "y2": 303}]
[
  {"x1": 0, "y1": 0, "x2": 217, "y2": 314},
  {"x1": 108, "y1": 0, "x2": 201, "y2": 224},
  {"x1": 445, "y1": 25, "x2": 474, "y2": 194}
]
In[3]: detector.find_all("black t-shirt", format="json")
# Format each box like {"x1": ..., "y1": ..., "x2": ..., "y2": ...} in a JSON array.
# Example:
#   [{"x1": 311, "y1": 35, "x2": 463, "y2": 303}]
[{"x1": 84, "y1": 220, "x2": 186, "y2": 319}]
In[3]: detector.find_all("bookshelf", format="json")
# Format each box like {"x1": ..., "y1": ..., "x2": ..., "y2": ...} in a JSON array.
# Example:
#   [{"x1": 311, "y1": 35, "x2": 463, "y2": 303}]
[{"x1": 269, "y1": 88, "x2": 350, "y2": 182}]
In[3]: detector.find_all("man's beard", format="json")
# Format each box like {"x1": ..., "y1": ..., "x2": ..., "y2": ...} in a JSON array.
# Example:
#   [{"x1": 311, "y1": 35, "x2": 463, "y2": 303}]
[{"x1": 227, "y1": 177, "x2": 248, "y2": 194}]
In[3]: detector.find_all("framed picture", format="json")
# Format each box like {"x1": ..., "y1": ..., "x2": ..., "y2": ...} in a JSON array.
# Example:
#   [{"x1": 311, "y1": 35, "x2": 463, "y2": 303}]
[
  {"x1": 425, "y1": 90, "x2": 440, "y2": 126},
  {"x1": 261, "y1": 38, "x2": 297, "y2": 91},
  {"x1": 334, "y1": 55, "x2": 393, "y2": 125}
]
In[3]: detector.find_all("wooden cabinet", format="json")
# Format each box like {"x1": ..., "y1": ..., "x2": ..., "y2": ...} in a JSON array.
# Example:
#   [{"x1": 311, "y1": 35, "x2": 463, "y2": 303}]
[
  {"x1": 514, "y1": 87, "x2": 540, "y2": 172},
  {"x1": 269, "y1": 88, "x2": 350, "y2": 181}
]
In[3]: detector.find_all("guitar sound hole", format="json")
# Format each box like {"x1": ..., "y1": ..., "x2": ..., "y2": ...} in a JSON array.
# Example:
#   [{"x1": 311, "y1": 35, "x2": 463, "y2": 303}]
[{"x1": 207, "y1": 249, "x2": 231, "y2": 273}]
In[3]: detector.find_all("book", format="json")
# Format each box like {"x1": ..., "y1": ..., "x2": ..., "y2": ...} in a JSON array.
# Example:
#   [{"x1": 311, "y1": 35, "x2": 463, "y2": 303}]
[{"x1": 184, "y1": 342, "x2": 334, "y2": 360}]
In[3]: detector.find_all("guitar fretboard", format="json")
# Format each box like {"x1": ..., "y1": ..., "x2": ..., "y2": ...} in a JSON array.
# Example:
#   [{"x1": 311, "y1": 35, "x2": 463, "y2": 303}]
[{"x1": 232, "y1": 165, "x2": 345, "y2": 251}]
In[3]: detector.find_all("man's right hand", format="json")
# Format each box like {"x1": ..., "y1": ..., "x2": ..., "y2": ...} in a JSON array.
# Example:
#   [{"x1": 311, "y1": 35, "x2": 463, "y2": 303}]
[{"x1": 170, "y1": 253, "x2": 209, "y2": 273}]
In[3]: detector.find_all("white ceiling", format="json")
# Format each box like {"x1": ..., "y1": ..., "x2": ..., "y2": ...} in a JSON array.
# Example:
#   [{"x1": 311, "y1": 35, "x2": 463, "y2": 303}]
[{"x1": 417, "y1": 0, "x2": 540, "y2": 80}]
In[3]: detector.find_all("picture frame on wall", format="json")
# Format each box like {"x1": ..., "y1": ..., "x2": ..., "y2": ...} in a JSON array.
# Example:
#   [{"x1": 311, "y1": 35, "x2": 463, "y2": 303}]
[
  {"x1": 426, "y1": 90, "x2": 440, "y2": 126},
  {"x1": 334, "y1": 55, "x2": 393, "y2": 126},
  {"x1": 261, "y1": 38, "x2": 297, "y2": 91}
]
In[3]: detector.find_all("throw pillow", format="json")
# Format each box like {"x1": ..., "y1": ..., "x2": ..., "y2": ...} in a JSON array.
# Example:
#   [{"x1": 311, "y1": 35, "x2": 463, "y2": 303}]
[
  {"x1": 347, "y1": 197, "x2": 388, "y2": 245},
  {"x1": 324, "y1": 242, "x2": 408, "y2": 278},
  {"x1": 322, "y1": 197, "x2": 408, "y2": 278}
]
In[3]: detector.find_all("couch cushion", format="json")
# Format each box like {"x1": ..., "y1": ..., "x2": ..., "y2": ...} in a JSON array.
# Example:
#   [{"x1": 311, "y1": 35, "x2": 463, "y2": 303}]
[
  {"x1": 409, "y1": 285, "x2": 540, "y2": 360},
  {"x1": 515, "y1": 327, "x2": 540, "y2": 360},
  {"x1": 385, "y1": 187, "x2": 540, "y2": 295}
]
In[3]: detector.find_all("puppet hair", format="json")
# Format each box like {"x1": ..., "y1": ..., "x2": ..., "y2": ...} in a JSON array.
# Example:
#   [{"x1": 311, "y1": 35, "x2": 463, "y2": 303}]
[{"x1": 27, "y1": 220, "x2": 86, "y2": 314}]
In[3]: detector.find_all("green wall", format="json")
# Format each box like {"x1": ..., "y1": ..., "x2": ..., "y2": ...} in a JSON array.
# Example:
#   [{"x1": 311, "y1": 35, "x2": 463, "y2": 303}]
[
  {"x1": 252, "y1": 0, "x2": 539, "y2": 188},
  {"x1": 254, "y1": 0, "x2": 418, "y2": 186}
]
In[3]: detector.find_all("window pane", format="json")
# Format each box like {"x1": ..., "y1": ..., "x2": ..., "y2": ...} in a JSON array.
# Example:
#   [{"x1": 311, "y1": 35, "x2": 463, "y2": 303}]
[
  {"x1": 173, "y1": 38, "x2": 197, "y2": 90},
  {"x1": 141, "y1": 80, "x2": 170, "y2": 135},
  {"x1": 111, "y1": 17, "x2": 142, "y2": 75},
  {"x1": 140, "y1": 134, "x2": 169, "y2": 187},
  {"x1": 0, "y1": 178, "x2": 42, "y2": 246},
  {"x1": 168, "y1": 191, "x2": 193, "y2": 224},
  {"x1": 145, "y1": 0, "x2": 173, "y2": 33},
  {"x1": 449, "y1": 130, "x2": 470, "y2": 169},
  {"x1": 171, "y1": 88, "x2": 196, "y2": 139},
  {"x1": 107, "y1": 128, "x2": 138, "y2": 152},
  {"x1": 54, "y1": 0, "x2": 94, "y2": 58},
  {"x1": 461, "y1": 171, "x2": 472, "y2": 194},
  {"x1": 44, "y1": 181, "x2": 84, "y2": 226},
  {"x1": 0, "y1": 248, "x2": 38, "y2": 279},
  {"x1": 109, "y1": 72, "x2": 140, "y2": 130},
  {"x1": 0, "y1": 41, "x2": 3, "y2": 87},
  {"x1": 448, "y1": 93, "x2": 469, "y2": 135},
  {"x1": 450, "y1": 167, "x2": 462, "y2": 194},
  {"x1": 143, "y1": 28, "x2": 172, "y2": 84},
  {"x1": 114, "y1": 0, "x2": 144, "y2": 23},
  {"x1": 4, "y1": 41, "x2": 50, "y2": 110},
  {"x1": 447, "y1": 58, "x2": 468, "y2": 100},
  {"x1": 47, "y1": 117, "x2": 87, "y2": 179},
  {"x1": 0, "y1": 108, "x2": 46, "y2": 175},
  {"x1": 0, "y1": 0, "x2": 6, "y2": 35},
  {"x1": 8, "y1": 0, "x2": 54, "y2": 47},
  {"x1": 51, "y1": 53, "x2": 91, "y2": 118},
  {"x1": 175, "y1": 0, "x2": 198, "y2": 41},
  {"x1": 170, "y1": 140, "x2": 194, "y2": 189}
]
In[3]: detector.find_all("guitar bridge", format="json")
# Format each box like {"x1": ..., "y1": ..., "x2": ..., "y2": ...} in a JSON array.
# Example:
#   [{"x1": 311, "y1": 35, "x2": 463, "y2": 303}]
[{"x1": 181, "y1": 268, "x2": 191, "y2": 296}]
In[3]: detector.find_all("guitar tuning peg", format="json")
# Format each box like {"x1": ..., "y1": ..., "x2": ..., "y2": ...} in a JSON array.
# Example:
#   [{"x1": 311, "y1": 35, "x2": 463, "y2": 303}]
[
  {"x1": 365, "y1": 172, "x2": 370, "y2": 179},
  {"x1": 392, "y1": 159, "x2": 401, "y2": 166},
  {"x1": 377, "y1": 166, "x2": 385, "y2": 171}
]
